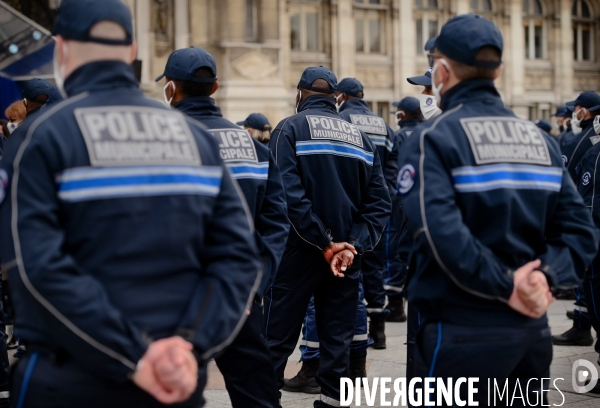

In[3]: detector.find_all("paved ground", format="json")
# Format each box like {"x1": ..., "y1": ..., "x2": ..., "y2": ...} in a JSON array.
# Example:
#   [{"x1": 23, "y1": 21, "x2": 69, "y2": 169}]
[{"x1": 203, "y1": 300, "x2": 600, "y2": 407}]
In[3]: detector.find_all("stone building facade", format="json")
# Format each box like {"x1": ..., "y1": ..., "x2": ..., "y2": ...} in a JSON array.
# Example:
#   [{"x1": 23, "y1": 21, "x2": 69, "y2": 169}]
[{"x1": 122, "y1": 0, "x2": 600, "y2": 128}]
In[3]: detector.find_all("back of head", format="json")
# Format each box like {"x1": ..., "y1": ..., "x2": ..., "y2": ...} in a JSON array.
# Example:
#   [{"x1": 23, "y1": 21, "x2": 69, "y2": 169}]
[
  {"x1": 5, "y1": 101, "x2": 26, "y2": 123},
  {"x1": 337, "y1": 78, "x2": 364, "y2": 99},
  {"x1": 173, "y1": 67, "x2": 216, "y2": 98}
]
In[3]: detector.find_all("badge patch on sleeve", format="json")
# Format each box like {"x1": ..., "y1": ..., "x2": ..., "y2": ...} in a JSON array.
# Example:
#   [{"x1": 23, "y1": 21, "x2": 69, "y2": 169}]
[
  {"x1": 460, "y1": 117, "x2": 551, "y2": 166},
  {"x1": 306, "y1": 115, "x2": 363, "y2": 147},
  {"x1": 208, "y1": 129, "x2": 258, "y2": 163},
  {"x1": 349, "y1": 115, "x2": 387, "y2": 136},
  {"x1": 582, "y1": 172, "x2": 591, "y2": 186},
  {"x1": 398, "y1": 164, "x2": 416, "y2": 194},
  {"x1": 75, "y1": 107, "x2": 201, "y2": 167}
]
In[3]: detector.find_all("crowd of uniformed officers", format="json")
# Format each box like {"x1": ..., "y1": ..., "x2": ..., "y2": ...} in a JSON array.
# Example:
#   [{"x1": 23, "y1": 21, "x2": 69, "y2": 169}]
[{"x1": 0, "y1": 0, "x2": 600, "y2": 407}]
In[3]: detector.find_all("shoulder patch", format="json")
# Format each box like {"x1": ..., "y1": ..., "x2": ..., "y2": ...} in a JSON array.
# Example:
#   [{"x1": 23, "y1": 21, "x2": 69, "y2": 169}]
[
  {"x1": 0, "y1": 169, "x2": 7, "y2": 205},
  {"x1": 208, "y1": 128, "x2": 258, "y2": 163},
  {"x1": 306, "y1": 115, "x2": 363, "y2": 148},
  {"x1": 459, "y1": 117, "x2": 551, "y2": 166},
  {"x1": 582, "y1": 171, "x2": 591, "y2": 186},
  {"x1": 562, "y1": 155, "x2": 568, "y2": 166},
  {"x1": 74, "y1": 106, "x2": 201, "y2": 167},
  {"x1": 398, "y1": 164, "x2": 416, "y2": 194},
  {"x1": 348, "y1": 114, "x2": 387, "y2": 136},
  {"x1": 590, "y1": 135, "x2": 600, "y2": 145}
]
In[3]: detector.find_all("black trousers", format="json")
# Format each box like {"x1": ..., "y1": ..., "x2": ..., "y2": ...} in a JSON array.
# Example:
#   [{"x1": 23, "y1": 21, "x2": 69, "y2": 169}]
[
  {"x1": 264, "y1": 246, "x2": 360, "y2": 405},
  {"x1": 573, "y1": 282, "x2": 591, "y2": 330},
  {"x1": 215, "y1": 301, "x2": 279, "y2": 408},
  {"x1": 10, "y1": 352, "x2": 207, "y2": 408},
  {"x1": 415, "y1": 322, "x2": 552, "y2": 407},
  {"x1": 583, "y1": 273, "x2": 600, "y2": 356}
]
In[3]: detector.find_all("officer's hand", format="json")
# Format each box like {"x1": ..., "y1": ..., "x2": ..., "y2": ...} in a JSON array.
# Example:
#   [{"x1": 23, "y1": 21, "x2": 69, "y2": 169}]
[
  {"x1": 508, "y1": 260, "x2": 552, "y2": 319},
  {"x1": 133, "y1": 337, "x2": 198, "y2": 404},
  {"x1": 322, "y1": 242, "x2": 357, "y2": 263},
  {"x1": 330, "y1": 249, "x2": 354, "y2": 278}
]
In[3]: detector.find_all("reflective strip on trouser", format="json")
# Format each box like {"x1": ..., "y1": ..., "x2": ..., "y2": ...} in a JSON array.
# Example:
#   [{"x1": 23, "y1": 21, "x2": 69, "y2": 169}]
[
  {"x1": 574, "y1": 283, "x2": 592, "y2": 330},
  {"x1": 574, "y1": 305, "x2": 588, "y2": 312},
  {"x1": 0, "y1": 391, "x2": 8, "y2": 398},
  {"x1": 321, "y1": 394, "x2": 341, "y2": 407}
]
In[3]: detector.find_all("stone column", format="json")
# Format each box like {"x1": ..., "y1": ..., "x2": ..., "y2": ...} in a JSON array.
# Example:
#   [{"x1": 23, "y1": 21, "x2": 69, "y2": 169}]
[
  {"x1": 174, "y1": 0, "x2": 189, "y2": 49},
  {"x1": 135, "y1": 0, "x2": 152, "y2": 85},
  {"x1": 336, "y1": 0, "x2": 355, "y2": 78},
  {"x1": 509, "y1": 0, "x2": 528, "y2": 118},
  {"x1": 558, "y1": 0, "x2": 574, "y2": 100},
  {"x1": 398, "y1": 0, "x2": 415, "y2": 96},
  {"x1": 455, "y1": 0, "x2": 470, "y2": 15}
]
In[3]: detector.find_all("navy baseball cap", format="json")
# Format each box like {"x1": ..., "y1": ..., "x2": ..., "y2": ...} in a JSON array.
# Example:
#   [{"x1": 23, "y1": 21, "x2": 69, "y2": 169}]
[
  {"x1": 297, "y1": 66, "x2": 337, "y2": 94},
  {"x1": 47, "y1": 86, "x2": 64, "y2": 105},
  {"x1": 392, "y1": 97, "x2": 420, "y2": 115},
  {"x1": 407, "y1": 68, "x2": 433, "y2": 87},
  {"x1": 237, "y1": 113, "x2": 270, "y2": 130},
  {"x1": 337, "y1": 78, "x2": 363, "y2": 97},
  {"x1": 535, "y1": 119, "x2": 552, "y2": 133},
  {"x1": 22, "y1": 78, "x2": 52, "y2": 101},
  {"x1": 52, "y1": 0, "x2": 133, "y2": 46},
  {"x1": 156, "y1": 47, "x2": 217, "y2": 83},
  {"x1": 551, "y1": 106, "x2": 569, "y2": 117},
  {"x1": 567, "y1": 91, "x2": 600, "y2": 112},
  {"x1": 435, "y1": 14, "x2": 503, "y2": 69},
  {"x1": 424, "y1": 37, "x2": 437, "y2": 53}
]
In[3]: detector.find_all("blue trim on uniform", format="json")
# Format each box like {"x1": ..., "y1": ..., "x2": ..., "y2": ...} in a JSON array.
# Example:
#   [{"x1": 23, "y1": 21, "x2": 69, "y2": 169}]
[
  {"x1": 17, "y1": 352, "x2": 39, "y2": 408},
  {"x1": 56, "y1": 166, "x2": 223, "y2": 202},
  {"x1": 452, "y1": 164, "x2": 562, "y2": 192},
  {"x1": 428, "y1": 322, "x2": 443, "y2": 378},
  {"x1": 417, "y1": 312, "x2": 421, "y2": 327},
  {"x1": 295, "y1": 141, "x2": 374, "y2": 166},
  {"x1": 265, "y1": 287, "x2": 273, "y2": 340},
  {"x1": 385, "y1": 220, "x2": 391, "y2": 280},
  {"x1": 226, "y1": 162, "x2": 269, "y2": 180},
  {"x1": 368, "y1": 135, "x2": 393, "y2": 152}
]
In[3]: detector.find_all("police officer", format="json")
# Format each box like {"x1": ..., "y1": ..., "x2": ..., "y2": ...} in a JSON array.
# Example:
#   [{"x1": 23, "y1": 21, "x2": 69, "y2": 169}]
[
  {"x1": 237, "y1": 113, "x2": 272, "y2": 145},
  {"x1": 553, "y1": 91, "x2": 600, "y2": 348},
  {"x1": 335, "y1": 77, "x2": 397, "y2": 348},
  {"x1": 21, "y1": 78, "x2": 52, "y2": 118},
  {"x1": 265, "y1": 66, "x2": 391, "y2": 408},
  {"x1": 0, "y1": 1, "x2": 261, "y2": 407},
  {"x1": 398, "y1": 14, "x2": 598, "y2": 404},
  {"x1": 574, "y1": 108, "x2": 600, "y2": 394},
  {"x1": 386, "y1": 96, "x2": 421, "y2": 323},
  {"x1": 534, "y1": 119, "x2": 552, "y2": 134},
  {"x1": 158, "y1": 46, "x2": 289, "y2": 408},
  {"x1": 553, "y1": 105, "x2": 572, "y2": 144},
  {"x1": 407, "y1": 69, "x2": 441, "y2": 121}
]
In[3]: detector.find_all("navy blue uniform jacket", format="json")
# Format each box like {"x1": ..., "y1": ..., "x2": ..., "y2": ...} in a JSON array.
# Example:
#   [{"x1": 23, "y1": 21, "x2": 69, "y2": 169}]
[
  {"x1": 338, "y1": 99, "x2": 398, "y2": 196},
  {"x1": 0, "y1": 61, "x2": 261, "y2": 383},
  {"x1": 398, "y1": 79, "x2": 599, "y2": 327},
  {"x1": 174, "y1": 97, "x2": 289, "y2": 297},
  {"x1": 270, "y1": 95, "x2": 391, "y2": 255},
  {"x1": 561, "y1": 118, "x2": 600, "y2": 182}
]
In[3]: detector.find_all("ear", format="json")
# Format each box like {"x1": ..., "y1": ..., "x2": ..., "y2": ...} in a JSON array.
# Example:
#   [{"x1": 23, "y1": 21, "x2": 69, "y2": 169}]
[
  {"x1": 210, "y1": 81, "x2": 219, "y2": 96},
  {"x1": 129, "y1": 42, "x2": 138, "y2": 64},
  {"x1": 55, "y1": 36, "x2": 64, "y2": 64},
  {"x1": 494, "y1": 64, "x2": 504, "y2": 80}
]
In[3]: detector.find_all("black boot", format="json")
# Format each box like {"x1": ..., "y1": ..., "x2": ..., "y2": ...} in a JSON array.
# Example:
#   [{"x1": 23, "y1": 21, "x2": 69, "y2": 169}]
[
  {"x1": 283, "y1": 359, "x2": 321, "y2": 394},
  {"x1": 369, "y1": 316, "x2": 387, "y2": 349},
  {"x1": 551, "y1": 326, "x2": 593, "y2": 346},
  {"x1": 386, "y1": 297, "x2": 407, "y2": 322},
  {"x1": 566, "y1": 310, "x2": 576, "y2": 320},
  {"x1": 349, "y1": 351, "x2": 367, "y2": 380}
]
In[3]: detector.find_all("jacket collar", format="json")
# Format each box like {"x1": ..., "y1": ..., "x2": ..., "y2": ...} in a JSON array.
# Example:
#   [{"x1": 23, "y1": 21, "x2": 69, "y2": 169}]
[
  {"x1": 339, "y1": 98, "x2": 370, "y2": 113},
  {"x1": 173, "y1": 97, "x2": 223, "y2": 118},
  {"x1": 399, "y1": 119, "x2": 420, "y2": 129},
  {"x1": 440, "y1": 78, "x2": 501, "y2": 112},
  {"x1": 64, "y1": 60, "x2": 140, "y2": 97},
  {"x1": 298, "y1": 95, "x2": 337, "y2": 113}
]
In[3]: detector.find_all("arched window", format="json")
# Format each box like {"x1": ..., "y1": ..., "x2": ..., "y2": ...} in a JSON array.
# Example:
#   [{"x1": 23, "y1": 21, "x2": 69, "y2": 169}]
[
  {"x1": 523, "y1": 0, "x2": 546, "y2": 60},
  {"x1": 471, "y1": 0, "x2": 492, "y2": 13},
  {"x1": 572, "y1": 0, "x2": 594, "y2": 61},
  {"x1": 414, "y1": 0, "x2": 439, "y2": 55}
]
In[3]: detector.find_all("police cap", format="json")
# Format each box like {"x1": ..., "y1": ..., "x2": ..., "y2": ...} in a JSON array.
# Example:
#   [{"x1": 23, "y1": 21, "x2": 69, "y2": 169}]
[
  {"x1": 434, "y1": 14, "x2": 503, "y2": 69},
  {"x1": 424, "y1": 37, "x2": 437, "y2": 53},
  {"x1": 156, "y1": 47, "x2": 217, "y2": 83},
  {"x1": 22, "y1": 78, "x2": 52, "y2": 101},
  {"x1": 567, "y1": 91, "x2": 600, "y2": 112},
  {"x1": 238, "y1": 113, "x2": 270, "y2": 130},
  {"x1": 337, "y1": 78, "x2": 364, "y2": 98},
  {"x1": 297, "y1": 66, "x2": 337, "y2": 94},
  {"x1": 534, "y1": 119, "x2": 552, "y2": 133},
  {"x1": 392, "y1": 97, "x2": 420, "y2": 115},
  {"x1": 551, "y1": 106, "x2": 569, "y2": 118},
  {"x1": 52, "y1": 0, "x2": 133, "y2": 46},
  {"x1": 407, "y1": 68, "x2": 432, "y2": 87}
]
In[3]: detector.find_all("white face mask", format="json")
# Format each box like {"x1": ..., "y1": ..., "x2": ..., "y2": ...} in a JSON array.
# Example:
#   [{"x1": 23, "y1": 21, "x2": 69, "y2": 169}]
[
  {"x1": 7, "y1": 122, "x2": 19, "y2": 134},
  {"x1": 431, "y1": 58, "x2": 450, "y2": 106},
  {"x1": 419, "y1": 94, "x2": 441, "y2": 121},
  {"x1": 335, "y1": 94, "x2": 345, "y2": 111},
  {"x1": 163, "y1": 81, "x2": 175, "y2": 107},
  {"x1": 594, "y1": 115, "x2": 600, "y2": 135},
  {"x1": 572, "y1": 108, "x2": 585, "y2": 129},
  {"x1": 53, "y1": 42, "x2": 69, "y2": 99}
]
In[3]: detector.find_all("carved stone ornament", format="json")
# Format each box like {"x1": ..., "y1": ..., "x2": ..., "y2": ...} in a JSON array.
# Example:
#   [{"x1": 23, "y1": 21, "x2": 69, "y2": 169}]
[{"x1": 232, "y1": 51, "x2": 278, "y2": 80}]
